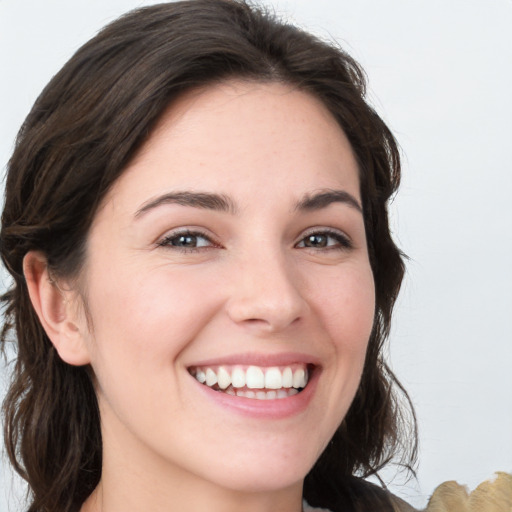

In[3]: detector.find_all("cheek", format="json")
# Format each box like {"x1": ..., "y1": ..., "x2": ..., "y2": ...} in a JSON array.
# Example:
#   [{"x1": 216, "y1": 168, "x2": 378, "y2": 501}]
[
  {"x1": 309, "y1": 262, "x2": 375, "y2": 403},
  {"x1": 83, "y1": 265, "x2": 221, "y2": 381},
  {"x1": 308, "y1": 263, "x2": 375, "y2": 352},
  {"x1": 299, "y1": 263, "x2": 375, "y2": 448},
  {"x1": 81, "y1": 265, "x2": 227, "y2": 435}
]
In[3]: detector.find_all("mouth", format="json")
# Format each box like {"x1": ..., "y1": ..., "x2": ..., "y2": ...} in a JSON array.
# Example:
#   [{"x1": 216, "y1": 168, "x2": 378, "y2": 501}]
[{"x1": 187, "y1": 363, "x2": 313, "y2": 400}]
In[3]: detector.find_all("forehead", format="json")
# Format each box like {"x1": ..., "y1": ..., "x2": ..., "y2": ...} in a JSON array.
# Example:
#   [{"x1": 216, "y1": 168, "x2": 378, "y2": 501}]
[{"x1": 101, "y1": 80, "x2": 360, "y2": 215}]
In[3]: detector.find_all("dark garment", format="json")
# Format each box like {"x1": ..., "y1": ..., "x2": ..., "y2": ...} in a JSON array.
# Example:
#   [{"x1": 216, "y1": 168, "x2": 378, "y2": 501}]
[{"x1": 304, "y1": 476, "x2": 418, "y2": 512}]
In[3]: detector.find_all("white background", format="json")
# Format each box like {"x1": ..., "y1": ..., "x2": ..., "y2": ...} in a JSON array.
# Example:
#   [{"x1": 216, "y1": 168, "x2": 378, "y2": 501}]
[{"x1": 1, "y1": 1, "x2": 511, "y2": 510}]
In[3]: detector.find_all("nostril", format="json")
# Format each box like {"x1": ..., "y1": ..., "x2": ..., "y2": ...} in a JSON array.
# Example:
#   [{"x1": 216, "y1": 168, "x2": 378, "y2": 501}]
[
  {"x1": 243, "y1": 316, "x2": 302, "y2": 333},
  {"x1": 245, "y1": 318, "x2": 267, "y2": 324}
]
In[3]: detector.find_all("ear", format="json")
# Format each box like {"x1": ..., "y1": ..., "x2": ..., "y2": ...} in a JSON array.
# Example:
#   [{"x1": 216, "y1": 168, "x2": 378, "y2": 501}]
[{"x1": 23, "y1": 251, "x2": 91, "y2": 366}]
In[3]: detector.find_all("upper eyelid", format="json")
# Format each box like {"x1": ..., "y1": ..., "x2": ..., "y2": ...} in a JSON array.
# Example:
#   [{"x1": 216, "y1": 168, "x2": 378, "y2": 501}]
[
  {"x1": 155, "y1": 225, "x2": 352, "y2": 246},
  {"x1": 294, "y1": 228, "x2": 354, "y2": 252},
  {"x1": 296, "y1": 226, "x2": 352, "y2": 241},
  {"x1": 157, "y1": 228, "x2": 218, "y2": 246}
]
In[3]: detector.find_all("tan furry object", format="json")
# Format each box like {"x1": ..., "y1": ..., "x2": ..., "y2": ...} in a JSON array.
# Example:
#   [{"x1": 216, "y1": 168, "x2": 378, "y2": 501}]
[{"x1": 424, "y1": 472, "x2": 512, "y2": 512}]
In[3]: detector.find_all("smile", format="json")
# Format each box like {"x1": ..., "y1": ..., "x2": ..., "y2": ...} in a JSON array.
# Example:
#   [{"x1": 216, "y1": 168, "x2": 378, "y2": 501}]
[{"x1": 188, "y1": 364, "x2": 310, "y2": 400}]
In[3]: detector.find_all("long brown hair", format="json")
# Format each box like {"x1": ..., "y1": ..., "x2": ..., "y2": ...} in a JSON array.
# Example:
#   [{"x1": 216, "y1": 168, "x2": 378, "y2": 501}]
[{"x1": 1, "y1": 1, "x2": 417, "y2": 511}]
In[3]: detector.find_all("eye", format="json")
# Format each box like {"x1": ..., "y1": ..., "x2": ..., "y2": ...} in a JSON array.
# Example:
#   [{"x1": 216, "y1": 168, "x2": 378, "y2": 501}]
[
  {"x1": 158, "y1": 230, "x2": 215, "y2": 251},
  {"x1": 296, "y1": 229, "x2": 352, "y2": 250}
]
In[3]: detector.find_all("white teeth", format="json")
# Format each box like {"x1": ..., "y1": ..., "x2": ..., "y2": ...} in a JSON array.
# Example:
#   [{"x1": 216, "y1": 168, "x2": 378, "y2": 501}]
[
  {"x1": 217, "y1": 366, "x2": 231, "y2": 389},
  {"x1": 205, "y1": 368, "x2": 217, "y2": 386},
  {"x1": 231, "y1": 367, "x2": 246, "y2": 388},
  {"x1": 192, "y1": 364, "x2": 310, "y2": 393},
  {"x1": 236, "y1": 389, "x2": 297, "y2": 400},
  {"x1": 264, "y1": 367, "x2": 282, "y2": 389},
  {"x1": 246, "y1": 366, "x2": 265, "y2": 389},
  {"x1": 282, "y1": 367, "x2": 293, "y2": 388},
  {"x1": 293, "y1": 368, "x2": 307, "y2": 389}
]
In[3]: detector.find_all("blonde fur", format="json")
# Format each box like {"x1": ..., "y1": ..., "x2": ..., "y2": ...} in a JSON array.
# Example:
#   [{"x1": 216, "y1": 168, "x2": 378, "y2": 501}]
[{"x1": 424, "y1": 473, "x2": 512, "y2": 512}]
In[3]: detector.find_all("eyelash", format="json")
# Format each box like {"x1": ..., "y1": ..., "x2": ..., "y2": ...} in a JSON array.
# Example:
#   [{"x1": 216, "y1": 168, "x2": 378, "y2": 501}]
[
  {"x1": 295, "y1": 228, "x2": 353, "y2": 251},
  {"x1": 157, "y1": 230, "x2": 217, "y2": 253},
  {"x1": 157, "y1": 228, "x2": 353, "y2": 253}
]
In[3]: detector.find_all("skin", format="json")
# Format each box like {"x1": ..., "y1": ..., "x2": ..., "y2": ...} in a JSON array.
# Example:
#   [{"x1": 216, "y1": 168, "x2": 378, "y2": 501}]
[{"x1": 25, "y1": 81, "x2": 375, "y2": 512}]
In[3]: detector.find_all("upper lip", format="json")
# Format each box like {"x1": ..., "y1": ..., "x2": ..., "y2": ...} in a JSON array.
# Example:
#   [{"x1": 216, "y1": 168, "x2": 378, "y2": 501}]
[{"x1": 186, "y1": 351, "x2": 321, "y2": 369}]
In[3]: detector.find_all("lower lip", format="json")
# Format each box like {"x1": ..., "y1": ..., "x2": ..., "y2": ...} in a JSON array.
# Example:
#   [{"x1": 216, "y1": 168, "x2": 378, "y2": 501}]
[{"x1": 191, "y1": 367, "x2": 319, "y2": 419}]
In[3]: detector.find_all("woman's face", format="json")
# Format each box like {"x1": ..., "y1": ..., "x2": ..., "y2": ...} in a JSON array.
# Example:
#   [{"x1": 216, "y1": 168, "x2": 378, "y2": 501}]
[{"x1": 77, "y1": 81, "x2": 375, "y2": 493}]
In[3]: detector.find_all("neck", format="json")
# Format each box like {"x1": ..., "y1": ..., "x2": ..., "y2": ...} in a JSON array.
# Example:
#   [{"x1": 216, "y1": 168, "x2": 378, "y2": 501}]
[
  {"x1": 82, "y1": 482, "x2": 304, "y2": 512},
  {"x1": 81, "y1": 412, "x2": 304, "y2": 512}
]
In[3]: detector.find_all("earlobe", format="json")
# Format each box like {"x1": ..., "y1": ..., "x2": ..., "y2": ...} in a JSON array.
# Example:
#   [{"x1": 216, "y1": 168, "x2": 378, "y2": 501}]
[{"x1": 23, "y1": 251, "x2": 91, "y2": 366}]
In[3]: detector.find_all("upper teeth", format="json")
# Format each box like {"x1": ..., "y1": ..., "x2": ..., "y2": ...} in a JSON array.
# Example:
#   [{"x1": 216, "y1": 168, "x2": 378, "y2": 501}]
[{"x1": 191, "y1": 365, "x2": 309, "y2": 390}]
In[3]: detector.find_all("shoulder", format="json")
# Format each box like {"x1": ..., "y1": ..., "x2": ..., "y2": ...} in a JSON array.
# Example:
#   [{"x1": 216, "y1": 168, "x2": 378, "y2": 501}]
[
  {"x1": 358, "y1": 479, "x2": 418, "y2": 512},
  {"x1": 388, "y1": 493, "x2": 419, "y2": 512},
  {"x1": 347, "y1": 478, "x2": 419, "y2": 512},
  {"x1": 303, "y1": 500, "x2": 331, "y2": 512},
  {"x1": 304, "y1": 477, "x2": 419, "y2": 512},
  {"x1": 365, "y1": 481, "x2": 419, "y2": 512}
]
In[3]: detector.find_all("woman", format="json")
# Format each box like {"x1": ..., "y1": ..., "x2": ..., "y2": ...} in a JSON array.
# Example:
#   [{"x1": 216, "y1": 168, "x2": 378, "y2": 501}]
[{"x1": 1, "y1": 1, "x2": 417, "y2": 511}]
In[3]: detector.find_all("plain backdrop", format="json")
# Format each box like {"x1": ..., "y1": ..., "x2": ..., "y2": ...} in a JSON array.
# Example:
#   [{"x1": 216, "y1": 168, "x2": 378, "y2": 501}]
[{"x1": 1, "y1": 1, "x2": 511, "y2": 510}]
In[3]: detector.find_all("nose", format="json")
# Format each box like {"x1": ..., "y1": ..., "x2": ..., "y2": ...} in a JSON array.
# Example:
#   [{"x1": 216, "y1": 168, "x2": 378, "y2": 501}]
[{"x1": 225, "y1": 252, "x2": 309, "y2": 333}]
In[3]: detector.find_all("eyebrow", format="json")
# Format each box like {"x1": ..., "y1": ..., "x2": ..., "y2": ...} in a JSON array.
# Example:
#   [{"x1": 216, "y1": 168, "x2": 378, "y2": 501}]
[
  {"x1": 135, "y1": 188, "x2": 362, "y2": 219},
  {"x1": 135, "y1": 191, "x2": 237, "y2": 218},
  {"x1": 294, "y1": 189, "x2": 362, "y2": 213}
]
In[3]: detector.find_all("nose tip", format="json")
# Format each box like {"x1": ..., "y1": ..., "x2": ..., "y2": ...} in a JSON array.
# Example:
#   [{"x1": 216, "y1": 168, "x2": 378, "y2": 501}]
[
  {"x1": 225, "y1": 262, "x2": 308, "y2": 333},
  {"x1": 227, "y1": 294, "x2": 303, "y2": 333}
]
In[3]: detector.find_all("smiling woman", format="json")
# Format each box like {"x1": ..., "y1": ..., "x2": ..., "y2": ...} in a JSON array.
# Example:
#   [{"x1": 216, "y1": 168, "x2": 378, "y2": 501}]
[{"x1": 1, "y1": 2, "x2": 417, "y2": 512}]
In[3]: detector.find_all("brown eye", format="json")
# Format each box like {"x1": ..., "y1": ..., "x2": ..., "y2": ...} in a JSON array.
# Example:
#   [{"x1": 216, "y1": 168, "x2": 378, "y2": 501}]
[
  {"x1": 159, "y1": 231, "x2": 214, "y2": 249},
  {"x1": 171, "y1": 234, "x2": 201, "y2": 247},
  {"x1": 303, "y1": 234, "x2": 329, "y2": 248},
  {"x1": 296, "y1": 230, "x2": 352, "y2": 250}
]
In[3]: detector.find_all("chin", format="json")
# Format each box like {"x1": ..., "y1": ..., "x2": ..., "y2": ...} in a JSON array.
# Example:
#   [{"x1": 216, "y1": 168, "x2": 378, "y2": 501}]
[
  {"x1": 196, "y1": 444, "x2": 318, "y2": 494},
  {"x1": 212, "y1": 466, "x2": 308, "y2": 494}
]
